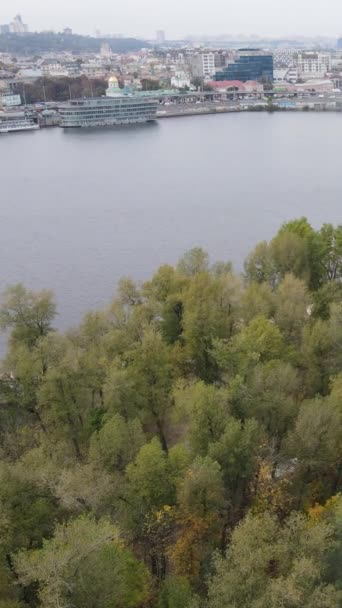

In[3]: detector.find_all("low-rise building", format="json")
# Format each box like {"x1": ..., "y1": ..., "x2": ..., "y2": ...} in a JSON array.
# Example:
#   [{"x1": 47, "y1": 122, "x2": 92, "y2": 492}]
[
  {"x1": 0, "y1": 90, "x2": 21, "y2": 107},
  {"x1": 42, "y1": 63, "x2": 70, "y2": 78},
  {"x1": 209, "y1": 79, "x2": 263, "y2": 93},
  {"x1": 209, "y1": 80, "x2": 245, "y2": 92},
  {"x1": 171, "y1": 71, "x2": 191, "y2": 88},
  {"x1": 295, "y1": 52, "x2": 331, "y2": 80},
  {"x1": 273, "y1": 68, "x2": 289, "y2": 81},
  {"x1": 295, "y1": 79, "x2": 334, "y2": 93},
  {"x1": 15, "y1": 68, "x2": 43, "y2": 80},
  {"x1": 80, "y1": 63, "x2": 109, "y2": 78},
  {"x1": 244, "y1": 80, "x2": 264, "y2": 93},
  {"x1": 285, "y1": 67, "x2": 299, "y2": 83}
]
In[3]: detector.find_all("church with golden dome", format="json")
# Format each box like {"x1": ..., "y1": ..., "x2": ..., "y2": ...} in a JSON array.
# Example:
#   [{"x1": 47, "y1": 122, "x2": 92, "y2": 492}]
[{"x1": 106, "y1": 75, "x2": 124, "y2": 97}]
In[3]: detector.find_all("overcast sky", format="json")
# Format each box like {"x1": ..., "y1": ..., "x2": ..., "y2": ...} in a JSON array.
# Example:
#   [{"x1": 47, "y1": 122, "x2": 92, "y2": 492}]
[{"x1": 1, "y1": 0, "x2": 342, "y2": 39}]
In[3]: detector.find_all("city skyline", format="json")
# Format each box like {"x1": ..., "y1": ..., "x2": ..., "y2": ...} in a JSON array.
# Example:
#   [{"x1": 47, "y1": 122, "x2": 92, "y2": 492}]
[{"x1": 2, "y1": 0, "x2": 342, "y2": 39}]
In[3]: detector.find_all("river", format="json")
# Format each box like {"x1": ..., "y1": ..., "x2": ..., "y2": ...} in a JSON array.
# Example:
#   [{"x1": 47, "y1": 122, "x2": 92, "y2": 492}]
[{"x1": 0, "y1": 112, "x2": 341, "y2": 333}]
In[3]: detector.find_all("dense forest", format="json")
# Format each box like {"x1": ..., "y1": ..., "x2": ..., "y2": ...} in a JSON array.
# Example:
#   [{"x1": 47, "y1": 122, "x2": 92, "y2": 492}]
[
  {"x1": 0, "y1": 218, "x2": 341, "y2": 608},
  {"x1": 0, "y1": 33, "x2": 149, "y2": 55}
]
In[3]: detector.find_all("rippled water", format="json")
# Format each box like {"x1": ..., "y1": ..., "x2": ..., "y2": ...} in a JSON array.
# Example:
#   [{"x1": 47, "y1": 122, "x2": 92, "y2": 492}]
[{"x1": 1, "y1": 112, "x2": 341, "y2": 333}]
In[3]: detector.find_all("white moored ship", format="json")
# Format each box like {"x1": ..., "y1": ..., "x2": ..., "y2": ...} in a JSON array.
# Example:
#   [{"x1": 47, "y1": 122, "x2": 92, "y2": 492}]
[
  {"x1": 58, "y1": 76, "x2": 158, "y2": 128},
  {"x1": 0, "y1": 111, "x2": 40, "y2": 134}
]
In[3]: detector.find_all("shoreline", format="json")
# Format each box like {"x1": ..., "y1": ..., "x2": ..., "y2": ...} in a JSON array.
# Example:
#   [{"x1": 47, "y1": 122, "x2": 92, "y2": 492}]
[{"x1": 156, "y1": 105, "x2": 341, "y2": 119}]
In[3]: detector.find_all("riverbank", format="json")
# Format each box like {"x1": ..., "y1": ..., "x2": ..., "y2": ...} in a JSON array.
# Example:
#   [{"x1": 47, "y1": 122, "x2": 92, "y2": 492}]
[{"x1": 156, "y1": 101, "x2": 340, "y2": 119}]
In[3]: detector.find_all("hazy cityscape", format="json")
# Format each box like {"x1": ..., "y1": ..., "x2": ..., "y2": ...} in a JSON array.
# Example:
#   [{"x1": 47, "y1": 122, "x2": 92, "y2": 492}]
[{"x1": 2, "y1": 15, "x2": 342, "y2": 130}]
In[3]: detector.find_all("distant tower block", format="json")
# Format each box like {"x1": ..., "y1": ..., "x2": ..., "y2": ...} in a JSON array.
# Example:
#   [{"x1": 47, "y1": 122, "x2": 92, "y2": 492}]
[
  {"x1": 101, "y1": 42, "x2": 112, "y2": 57},
  {"x1": 156, "y1": 30, "x2": 165, "y2": 44}
]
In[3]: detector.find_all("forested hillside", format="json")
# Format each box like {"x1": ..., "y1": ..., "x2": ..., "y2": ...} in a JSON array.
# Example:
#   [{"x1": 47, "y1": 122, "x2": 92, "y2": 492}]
[
  {"x1": 0, "y1": 33, "x2": 149, "y2": 55},
  {"x1": 0, "y1": 218, "x2": 341, "y2": 608}
]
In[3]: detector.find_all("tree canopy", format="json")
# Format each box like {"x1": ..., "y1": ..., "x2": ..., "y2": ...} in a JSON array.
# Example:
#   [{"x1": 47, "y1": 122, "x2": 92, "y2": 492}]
[{"x1": 0, "y1": 218, "x2": 341, "y2": 608}]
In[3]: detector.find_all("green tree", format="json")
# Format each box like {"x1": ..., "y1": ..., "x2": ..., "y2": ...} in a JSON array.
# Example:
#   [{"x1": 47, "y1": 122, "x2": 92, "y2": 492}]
[
  {"x1": 244, "y1": 241, "x2": 275, "y2": 285},
  {"x1": 284, "y1": 397, "x2": 342, "y2": 506},
  {"x1": 15, "y1": 516, "x2": 150, "y2": 608},
  {"x1": 238, "y1": 361, "x2": 300, "y2": 440},
  {"x1": 125, "y1": 439, "x2": 176, "y2": 532},
  {"x1": 301, "y1": 319, "x2": 334, "y2": 395},
  {"x1": 0, "y1": 552, "x2": 21, "y2": 606},
  {"x1": 273, "y1": 216, "x2": 323, "y2": 288},
  {"x1": 271, "y1": 229, "x2": 311, "y2": 283},
  {"x1": 241, "y1": 282, "x2": 275, "y2": 322},
  {"x1": 318, "y1": 223, "x2": 342, "y2": 282},
  {"x1": 103, "y1": 365, "x2": 144, "y2": 420},
  {"x1": 55, "y1": 463, "x2": 115, "y2": 515},
  {"x1": 174, "y1": 381, "x2": 229, "y2": 455},
  {"x1": 126, "y1": 329, "x2": 174, "y2": 451},
  {"x1": 171, "y1": 458, "x2": 224, "y2": 584},
  {"x1": 142, "y1": 265, "x2": 187, "y2": 344},
  {"x1": 0, "y1": 285, "x2": 56, "y2": 348},
  {"x1": 37, "y1": 338, "x2": 98, "y2": 458},
  {"x1": 301, "y1": 304, "x2": 342, "y2": 396},
  {"x1": 274, "y1": 274, "x2": 309, "y2": 344},
  {"x1": 208, "y1": 511, "x2": 340, "y2": 608},
  {"x1": 0, "y1": 462, "x2": 60, "y2": 554},
  {"x1": 208, "y1": 417, "x2": 262, "y2": 501},
  {"x1": 89, "y1": 414, "x2": 145, "y2": 472},
  {"x1": 158, "y1": 576, "x2": 195, "y2": 608},
  {"x1": 228, "y1": 315, "x2": 286, "y2": 375},
  {"x1": 177, "y1": 248, "x2": 209, "y2": 276},
  {"x1": 182, "y1": 272, "x2": 242, "y2": 381},
  {"x1": 312, "y1": 281, "x2": 342, "y2": 320},
  {"x1": 177, "y1": 456, "x2": 224, "y2": 518}
]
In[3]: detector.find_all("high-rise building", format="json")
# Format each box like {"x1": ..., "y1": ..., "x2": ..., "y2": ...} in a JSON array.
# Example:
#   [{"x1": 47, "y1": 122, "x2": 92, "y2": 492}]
[
  {"x1": 191, "y1": 52, "x2": 216, "y2": 78},
  {"x1": 337, "y1": 37, "x2": 342, "y2": 49},
  {"x1": 214, "y1": 51, "x2": 226, "y2": 69},
  {"x1": 214, "y1": 50, "x2": 273, "y2": 83},
  {"x1": 10, "y1": 14, "x2": 28, "y2": 34},
  {"x1": 0, "y1": 24, "x2": 10, "y2": 34},
  {"x1": 156, "y1": 30, "x2": 165, "y2": 44},
  {"x1": 101, "y1": 42, "x2": 112, "y2": 57}
]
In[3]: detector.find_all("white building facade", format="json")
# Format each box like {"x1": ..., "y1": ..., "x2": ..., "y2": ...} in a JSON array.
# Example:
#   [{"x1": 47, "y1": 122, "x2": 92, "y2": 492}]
[
  {"x1": 171, "y1": 71, "x2": 191, "y2": 88},
  {"x1": 191, "y1": 52, "x2": 216, "y2": 79},
  {"x1": 0, "y1": 91, "x2": 21, "y2": 107},
  {"x1": 296, "y1": 52, "x2": 331, "y2": 80}
]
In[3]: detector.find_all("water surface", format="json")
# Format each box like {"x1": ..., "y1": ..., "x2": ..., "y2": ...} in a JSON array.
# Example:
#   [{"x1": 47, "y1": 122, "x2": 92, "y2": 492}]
[{"x1": 1, "y1": 112, "x2": 341, "y2": 331}]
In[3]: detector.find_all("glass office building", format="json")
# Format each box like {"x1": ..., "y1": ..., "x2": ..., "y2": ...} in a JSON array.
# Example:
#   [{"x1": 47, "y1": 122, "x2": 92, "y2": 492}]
[{"x1": 215, "y1": 51, "x2": 274, "y2": 83}]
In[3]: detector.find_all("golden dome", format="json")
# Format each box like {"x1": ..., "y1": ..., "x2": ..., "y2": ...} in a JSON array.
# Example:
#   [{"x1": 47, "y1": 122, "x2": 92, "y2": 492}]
[{"x1": 108, "y1": 75, "x2": 119, "y2": 85}]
